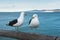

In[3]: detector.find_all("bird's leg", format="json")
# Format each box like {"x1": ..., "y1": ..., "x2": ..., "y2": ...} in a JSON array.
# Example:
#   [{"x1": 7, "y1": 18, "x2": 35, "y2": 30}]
[
  {"x1": 15, "y1": 27, "x2": 18, "y2": 32},
  {"x1": 15, "y1": 27, "x2": 16, "y2": 32},
  {"x1": 15, "y1": 27, "x2": 19, "y2": 37},
  {"x1": 16, "y1": 27, "x2": 20, "y2": 33},
  {"x1": 15, "y1": 27, "x2": 17, "y2": 32}
]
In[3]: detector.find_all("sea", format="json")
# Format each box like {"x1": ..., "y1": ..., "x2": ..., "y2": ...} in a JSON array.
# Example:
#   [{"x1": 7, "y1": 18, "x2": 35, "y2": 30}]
[{"x1": 0, "y1": 12, "x2": 60, "y2": 40}]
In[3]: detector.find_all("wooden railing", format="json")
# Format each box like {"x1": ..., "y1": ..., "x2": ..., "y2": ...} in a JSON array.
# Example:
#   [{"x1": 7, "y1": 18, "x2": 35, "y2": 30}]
[{"x1": 0, "y1": 30, "x2": 59, "y2": 40}]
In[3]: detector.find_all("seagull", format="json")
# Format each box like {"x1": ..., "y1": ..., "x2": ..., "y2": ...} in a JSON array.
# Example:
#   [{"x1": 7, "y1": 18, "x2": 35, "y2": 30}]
[
  {"x1": 6, "y1": 12, "x2": 26, "y2": 32},
  {"x1": 29, "y1": 14, "x2": 39, "y2": 28}
]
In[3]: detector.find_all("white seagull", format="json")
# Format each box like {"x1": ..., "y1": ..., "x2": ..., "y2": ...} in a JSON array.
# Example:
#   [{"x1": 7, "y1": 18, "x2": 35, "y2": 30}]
[
  {"x1": 6, "y1": 12, "x2": 26, "y2": 31},
  {"x1": 29, "y1": 14, "x2": 39, "y2": 28}
]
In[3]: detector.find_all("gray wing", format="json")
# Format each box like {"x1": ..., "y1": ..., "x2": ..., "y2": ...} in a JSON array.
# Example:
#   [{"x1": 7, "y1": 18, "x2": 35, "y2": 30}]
[
  {"x1": 29, "y1": 18, "x2": 32, "y2": 24},
  {"x1": 9, "y1": 19, "x2": 17, "y2": 26}
]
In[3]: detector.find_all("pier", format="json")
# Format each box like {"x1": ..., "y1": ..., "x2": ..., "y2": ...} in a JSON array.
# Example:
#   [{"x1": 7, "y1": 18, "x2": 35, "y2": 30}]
[{"x1": 0, "y1": 30, "x2": 60, "y2": 40}]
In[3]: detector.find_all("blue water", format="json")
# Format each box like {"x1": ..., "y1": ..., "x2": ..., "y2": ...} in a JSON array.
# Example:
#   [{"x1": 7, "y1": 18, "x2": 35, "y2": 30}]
[{"x1": 0, "y1": 12, "x2": 60, "y2": 40}]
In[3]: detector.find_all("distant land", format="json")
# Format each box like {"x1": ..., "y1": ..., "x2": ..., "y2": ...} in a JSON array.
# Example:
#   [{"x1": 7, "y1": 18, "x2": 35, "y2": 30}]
[
  {"x1": 29, "y1": 9, "x2": 60, "y2": 12},
  {"x1": 0, "y1": 9, "x2": 60, "y2": 12}
]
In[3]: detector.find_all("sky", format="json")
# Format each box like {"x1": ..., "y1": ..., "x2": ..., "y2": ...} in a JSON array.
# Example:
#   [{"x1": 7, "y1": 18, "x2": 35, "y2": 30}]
[{"x1": 0, "y1": 0, "x2": 60, "y2": 12}]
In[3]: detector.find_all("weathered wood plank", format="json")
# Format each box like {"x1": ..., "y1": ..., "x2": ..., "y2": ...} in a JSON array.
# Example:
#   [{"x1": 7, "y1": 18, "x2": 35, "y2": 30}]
[{"x1": 0, "y1": 30, "x2": 59, "y2": 40}]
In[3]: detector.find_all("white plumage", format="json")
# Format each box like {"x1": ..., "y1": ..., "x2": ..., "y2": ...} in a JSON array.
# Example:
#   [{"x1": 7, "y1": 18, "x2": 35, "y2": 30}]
[
  {"x1": 13, "y1": 12, "x2": 25, "y2": 27},
  {"x1": 7, "y1": 12, "x2": 26, "y2": 31},
  {"x1": 29, "y1": 14, "x2": 39, "y2": 28}
]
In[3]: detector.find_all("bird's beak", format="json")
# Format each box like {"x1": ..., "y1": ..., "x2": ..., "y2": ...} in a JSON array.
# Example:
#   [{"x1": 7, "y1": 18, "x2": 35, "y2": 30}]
[{"x1": 32, "y1": 17, "x2": 34, "y2": 19}]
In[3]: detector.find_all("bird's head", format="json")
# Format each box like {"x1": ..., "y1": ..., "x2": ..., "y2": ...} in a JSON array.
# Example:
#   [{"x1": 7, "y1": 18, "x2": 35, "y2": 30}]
[
  {"x1": 32, "y1": 14, "x2": 38, "y2": 19},
  {"x1": 21, "y1": 12, "x2": 27, "y2": 16}
]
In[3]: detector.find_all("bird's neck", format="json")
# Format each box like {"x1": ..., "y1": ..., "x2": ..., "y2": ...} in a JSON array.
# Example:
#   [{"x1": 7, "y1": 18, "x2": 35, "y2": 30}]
[
  {"x1": 18, "y1": 13, "x2": 24, "y2": 20},
  {"x1": 34, "y1": 17, "x2": 38, "y2": 20}
]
